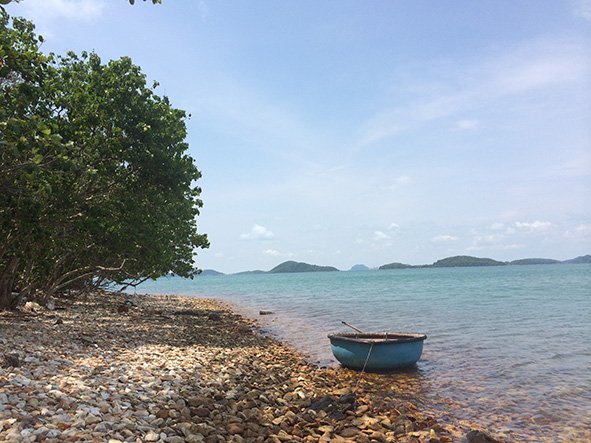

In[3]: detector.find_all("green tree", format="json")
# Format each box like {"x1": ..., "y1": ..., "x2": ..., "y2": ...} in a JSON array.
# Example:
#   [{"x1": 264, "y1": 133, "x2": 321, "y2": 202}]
[{"x1": 0, "y1": 10, "x2": 208, "y2": 309}]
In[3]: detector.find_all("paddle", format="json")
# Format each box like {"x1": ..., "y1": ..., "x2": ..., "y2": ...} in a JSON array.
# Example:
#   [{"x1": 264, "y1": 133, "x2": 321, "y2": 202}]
[{"x1": 341, "y1": 321, "x2": 364, "y2": 334}]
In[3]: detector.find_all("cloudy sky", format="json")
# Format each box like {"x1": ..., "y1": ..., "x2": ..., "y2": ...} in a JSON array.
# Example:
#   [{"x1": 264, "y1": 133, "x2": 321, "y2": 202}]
[{"x1": 7, "y1": 0, "x2": 591, "y2": 272}]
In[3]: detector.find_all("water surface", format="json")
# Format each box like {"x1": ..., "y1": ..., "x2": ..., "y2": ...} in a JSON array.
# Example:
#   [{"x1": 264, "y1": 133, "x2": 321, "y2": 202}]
[{"x1": 136, "y1": 264, "x2": 591, "y2": 442}]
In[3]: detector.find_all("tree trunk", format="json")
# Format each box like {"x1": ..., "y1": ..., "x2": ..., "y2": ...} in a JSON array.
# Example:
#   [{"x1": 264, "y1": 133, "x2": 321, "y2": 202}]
[{"x1": 0, "y1": 257, "x2": 21, "y2": 310}]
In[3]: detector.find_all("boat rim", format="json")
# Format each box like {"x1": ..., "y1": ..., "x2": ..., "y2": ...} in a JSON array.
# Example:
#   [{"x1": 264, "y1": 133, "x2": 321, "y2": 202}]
[{"x1": 327, "y1": 332, "x2": 427, "y2": 344}]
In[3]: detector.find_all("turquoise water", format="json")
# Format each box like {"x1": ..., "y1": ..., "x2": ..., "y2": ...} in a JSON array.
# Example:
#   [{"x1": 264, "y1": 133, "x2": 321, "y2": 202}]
[{"x1": 135, "y1": 264, "x2": 591, "y2": 441}]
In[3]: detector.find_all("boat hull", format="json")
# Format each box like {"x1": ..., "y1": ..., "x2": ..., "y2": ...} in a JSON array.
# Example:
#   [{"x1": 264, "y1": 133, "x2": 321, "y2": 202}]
[{"x1": 328, "y1": 333, "x2": 426, "y2": 372}]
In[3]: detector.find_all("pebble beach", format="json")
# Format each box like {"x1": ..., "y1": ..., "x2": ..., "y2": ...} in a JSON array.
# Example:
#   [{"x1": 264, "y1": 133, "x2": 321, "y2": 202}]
[{"x1": 0, "y1": 292, "x2": 498, "y2": 443}]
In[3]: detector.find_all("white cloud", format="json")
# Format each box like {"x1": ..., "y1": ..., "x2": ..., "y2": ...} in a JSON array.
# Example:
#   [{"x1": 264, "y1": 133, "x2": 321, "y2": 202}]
[
  {"x1": 240, "y1": 224, "x2": 275, "y2": 240},
  {"x1": 263, "y1": 249, "x2": 293, "y2": 257},
  {"x1": 373, "y1": 231, "x2": 391, "y2": 241},
  {"x1": 198, "y1": 1, "x2": 209, "y2": 21},
  {"x1": 19, "y1": 0, "x2": 105, "y2": 23},
  {"x1": 381, "y1": 175, "x2": 411, "y2": 191},
  {"x1": 515, "y1": 221, "x2": 553, "y2": 232},
  {"x1": 467, "y1": 243, "x2": 524, "y2": 252},
  {"x1": 564, "y1": 223, "x2": 591, "y2": 239},
  {"x1": 573, "y1": 0, "x2": 591, "y2": 20},
  {"x1": 356, "y1": 37, "x2": 590, "y2": 147},
  {"x1": 388, "y1": 222, "x2": 401, "y2": 231},
  {"x1": 493, "y1": 55, "x2": 587, "y2": 95},
  {"x1": 432, "y1": 235, "x2": 458, "y2": 242},
  {"x1": 452, "y1": 119, "x2": 479, "y2": 131}
]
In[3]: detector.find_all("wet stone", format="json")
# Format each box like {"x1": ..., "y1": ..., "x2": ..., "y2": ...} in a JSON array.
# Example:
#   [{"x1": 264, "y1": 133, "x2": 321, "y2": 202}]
[{"x1": 0, "y1": 291, "x2": 482, "y2": 443}]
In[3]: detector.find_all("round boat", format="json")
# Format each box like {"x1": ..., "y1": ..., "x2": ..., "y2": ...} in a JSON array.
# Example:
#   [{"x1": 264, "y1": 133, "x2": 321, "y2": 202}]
[{"x1": 328, "y1": 332, "x2": 427, "y2": 372}]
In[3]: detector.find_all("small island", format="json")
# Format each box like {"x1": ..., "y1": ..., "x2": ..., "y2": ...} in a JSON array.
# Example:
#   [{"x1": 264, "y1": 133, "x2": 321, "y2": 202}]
[
  {"x1": 268, "y1": 261, "x2": 339, "y2": 273},
  {"x1": 509, "y1": 258, "x2": 560, "y2": 265},
  {"x1": 198, "y1": 269, "x2": 225, "y2": 276},
  {"x1": 379, "y1": 262, "x2": 414, "y2": 270},
  {"x1": 350, "y1": 264, "x2": 370, "y2": 271},
  {"x1": 432, "y1": 256, "x2": 506, "y2": 267},
  {"x1": 562, "y1": 254, "x2": 591, "y2": 264}
]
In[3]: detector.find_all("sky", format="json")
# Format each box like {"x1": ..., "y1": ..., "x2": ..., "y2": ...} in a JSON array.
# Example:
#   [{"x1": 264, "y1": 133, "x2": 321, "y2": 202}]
[{"x1": 6, "y1": 0, "x2": 591, "y2": 273}]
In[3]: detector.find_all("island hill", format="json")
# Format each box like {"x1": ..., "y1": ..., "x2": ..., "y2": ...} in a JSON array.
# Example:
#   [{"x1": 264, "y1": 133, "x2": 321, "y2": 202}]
[
  {"x1": 379, "y1": 254, "x2": 591, "y2": 269},
  {"x1": 200, "y1": 255, "x2": 591, "y2": 275}
]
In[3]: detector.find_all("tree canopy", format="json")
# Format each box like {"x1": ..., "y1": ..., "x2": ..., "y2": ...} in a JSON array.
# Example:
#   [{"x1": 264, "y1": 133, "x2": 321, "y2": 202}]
[{"x1": 0, "y1": 9, "x2": 208, "y2": 309}]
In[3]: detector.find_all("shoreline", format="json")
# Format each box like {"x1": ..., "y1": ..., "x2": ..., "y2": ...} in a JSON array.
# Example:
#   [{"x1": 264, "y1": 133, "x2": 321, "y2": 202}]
[{"x1": 1, "y1": 291, "x2": 497, "y2": 442}]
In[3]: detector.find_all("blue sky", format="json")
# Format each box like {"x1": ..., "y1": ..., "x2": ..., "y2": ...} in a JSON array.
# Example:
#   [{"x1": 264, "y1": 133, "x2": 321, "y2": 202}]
[{"x1": 7, "y1": 0, "x2": 591, "y2": 272}]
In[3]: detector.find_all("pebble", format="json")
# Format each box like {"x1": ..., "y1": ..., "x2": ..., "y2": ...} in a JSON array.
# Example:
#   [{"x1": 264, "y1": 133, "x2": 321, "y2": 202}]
[
  {"x1": 0, "y1": 291, "x2": 484, "y2": 443},
  {"x1": 145, "y1": 430, "x2": 159, "y2": 441}
]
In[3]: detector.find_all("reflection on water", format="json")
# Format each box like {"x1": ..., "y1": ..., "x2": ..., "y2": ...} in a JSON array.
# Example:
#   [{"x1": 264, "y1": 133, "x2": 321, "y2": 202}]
[{"x1": 137, "y1": 264, "x2": 591, "y2": 442}]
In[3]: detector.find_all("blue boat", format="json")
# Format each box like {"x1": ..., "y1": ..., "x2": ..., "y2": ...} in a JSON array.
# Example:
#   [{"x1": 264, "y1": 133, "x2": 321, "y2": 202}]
[{"x1": 328, "y1": 332, "x2": 427, "y2": 372}]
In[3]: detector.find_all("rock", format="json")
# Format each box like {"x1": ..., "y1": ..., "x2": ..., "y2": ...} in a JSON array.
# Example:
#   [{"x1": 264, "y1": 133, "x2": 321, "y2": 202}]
[
  {"x1": 339, "y1": 427, "x2": 360, "y2": 438},
  {"x1": 309, "y1": 396, "x2": 336, "y2": 412},
  {"x1": 227, "y1": 423, "x2": 244, "y2": 435},
  {"x1": 193, "y1": 407, "x2": 210, "y2": 418},
  {"x1": 259, "y1": 310, "x2": 274, "y2": 315},
  {"x1": 24, "y1": 301, "x2": 43, "y2": 312},
  {"x1": 145, "y1": 430, "x2": 159, "y2": 442},
  {"x1": 2, "y1": 353, "x2": 20, "y2": 368},
  {"x1": 0, "y1": 291, "x2": 475, "y2": 443},
  {"x1": 463, "y1": 430, "x2": 501, "y2": 443},
  {"x1": 368, "y1": 430, "x2": 387, "y2": 442},
  {"x1": 339, "y1": 392, "x2": 357, "y2": 405}
]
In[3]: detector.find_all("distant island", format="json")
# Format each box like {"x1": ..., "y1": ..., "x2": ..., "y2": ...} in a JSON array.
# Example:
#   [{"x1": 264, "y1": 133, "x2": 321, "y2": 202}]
[
  {"x1": 379, "y1": 254, "x2": 591, "y2": 270},
  {"x1": 432, "y1": 256, "x2": 505, "y2": 267},
  {"x1": 199, "y1": 269, "x2": 225, "y2": 276},
  {"x1": 562, "y1": 255, "x2": 591, "y2": 264},
  {"x1": 379, "y1": 262, "x2": 414, "y2": 270},
  {"x1": 201, "y1": 254, "x2": 591, "y2": 276},
  {"x1": 508, "y1": 258, "x2": 560, "y2": 265},
  {"x1": 268, "y1": 261, "x2": 339, "y2": 273},
  {"x1": 233, "y1": 270, "x2": 266, "y2": 275}
]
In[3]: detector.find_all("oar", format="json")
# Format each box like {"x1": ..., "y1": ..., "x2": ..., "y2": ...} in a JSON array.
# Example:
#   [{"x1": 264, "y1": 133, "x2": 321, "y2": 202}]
[{"x1": 342, "y1": 321, "x2": 364, "y2": 334}]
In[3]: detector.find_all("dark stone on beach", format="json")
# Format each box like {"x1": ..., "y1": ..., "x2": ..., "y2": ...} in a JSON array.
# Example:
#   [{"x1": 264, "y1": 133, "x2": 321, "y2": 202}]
[
  {"x1": 208, "y1": 312, "x2": 222, "y2": 321},
  {"x1": 309, "y1": 395, "x2": 336, "y2": 411},
  {"x1": 308, "y1": 393, "x2": 356, "y2": 419},
  {"x1": 2, "y1": 353, "x2": 20, "y2": 368},
  {"x1": 54, "y1": 318, "x2": 63, "y2": 325},
  {"x1": 117, "y1": 304, "x2": 129, "y2": 313},
  {"x1": 463, "y1": 430, "x2": 501, "y2": 443},
  {"x1": 338, "y1": 392, "x2": 356, "y2": 406},
  {"x1": 259, "y1": 310, "x2": 274, "y2": 315}
]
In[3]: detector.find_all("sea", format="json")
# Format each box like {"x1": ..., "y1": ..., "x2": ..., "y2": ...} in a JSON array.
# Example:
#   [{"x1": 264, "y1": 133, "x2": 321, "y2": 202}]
[{"x1": 134, "y1": 264, "x2": 591, "y2": 442}]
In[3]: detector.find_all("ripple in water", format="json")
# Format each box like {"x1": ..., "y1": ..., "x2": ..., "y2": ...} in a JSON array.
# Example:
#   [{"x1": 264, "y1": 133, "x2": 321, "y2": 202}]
[{"x1": 137, "y1": 264, "x2": 591, "y2": 442}]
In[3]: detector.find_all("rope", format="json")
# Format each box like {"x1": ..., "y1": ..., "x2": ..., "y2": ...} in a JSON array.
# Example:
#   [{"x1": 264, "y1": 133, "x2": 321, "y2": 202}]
[{"x1": 354, "y1": 342, "x2": 374, "y2": 391}]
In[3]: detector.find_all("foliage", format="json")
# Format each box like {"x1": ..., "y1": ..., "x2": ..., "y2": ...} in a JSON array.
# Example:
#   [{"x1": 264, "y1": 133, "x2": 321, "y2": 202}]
[
  {"x1": 378, "y1": 262, "x2": 413, "y2": 270},
  {"x1": 431, "y1": 256, "x2": 506, "y2": 267},
  {"x1": 0, "y1": 10, "x2": 208, "y2": 309},
  {"x1": 561, "y1": 255, "x2": 591, "y2": 264},
  {"x1": 509, "y1": 258, "x2": 560, "y2": 265},
  {"x1": 268, "y1": 261, "x2": 339, "y2": 273}
]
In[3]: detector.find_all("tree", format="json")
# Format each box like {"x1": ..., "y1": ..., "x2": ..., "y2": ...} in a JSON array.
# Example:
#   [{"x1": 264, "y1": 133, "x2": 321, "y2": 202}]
[{"x1": 0, "y1": 10, "x2": 208, "y2": 309}]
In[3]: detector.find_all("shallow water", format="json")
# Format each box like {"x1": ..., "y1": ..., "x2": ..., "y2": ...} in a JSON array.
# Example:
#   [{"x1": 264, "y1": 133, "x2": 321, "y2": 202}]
[{"x1": 136, "y1": 264, "x2": 591, "y2": 442}]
